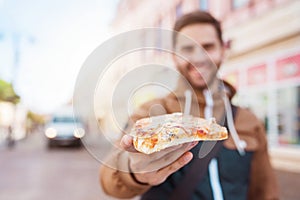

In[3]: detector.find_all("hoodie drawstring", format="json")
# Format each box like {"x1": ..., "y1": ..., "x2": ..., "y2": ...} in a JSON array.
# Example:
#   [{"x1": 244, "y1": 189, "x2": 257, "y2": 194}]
[
  {"x1": 223, "y1": 95, "x2": 246, "y2": 156},
  {"x1": 183, "y1": 88, "x2": 246, "y2": 156},
  {"x1": 203, "y1": 89, "x2": 246, "y2": 156}
]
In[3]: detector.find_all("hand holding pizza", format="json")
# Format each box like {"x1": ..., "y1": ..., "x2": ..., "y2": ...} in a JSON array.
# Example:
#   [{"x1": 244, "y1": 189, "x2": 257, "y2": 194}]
[
  {"x1": 120, "y1": 113, "x2": 227, "y2": 185},
  {"x1": 120, "y1": 134, "x2": 198, "y2": 186}
]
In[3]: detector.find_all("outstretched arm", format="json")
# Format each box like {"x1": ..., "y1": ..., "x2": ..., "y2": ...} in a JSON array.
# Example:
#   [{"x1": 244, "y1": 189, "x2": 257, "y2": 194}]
[{"x1": 99, "y1": 135, "x2": 197, "y2": 198}]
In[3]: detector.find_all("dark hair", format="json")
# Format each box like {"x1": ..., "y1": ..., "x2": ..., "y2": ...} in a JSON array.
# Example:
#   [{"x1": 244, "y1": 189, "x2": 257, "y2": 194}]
[{"x1": 173, "y1": 11, "x2": 223, "y2": 47}]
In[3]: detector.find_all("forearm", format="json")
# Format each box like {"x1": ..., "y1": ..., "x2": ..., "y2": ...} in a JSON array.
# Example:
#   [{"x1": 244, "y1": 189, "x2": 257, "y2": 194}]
[{"x1": 99, "y1": 151, "x2": 151, "y2": 198}]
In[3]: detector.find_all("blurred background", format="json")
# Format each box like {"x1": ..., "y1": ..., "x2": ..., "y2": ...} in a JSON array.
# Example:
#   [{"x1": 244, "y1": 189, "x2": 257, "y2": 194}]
[{"x1": 0, "y1": 0, "x2": 299, "y2": 199}]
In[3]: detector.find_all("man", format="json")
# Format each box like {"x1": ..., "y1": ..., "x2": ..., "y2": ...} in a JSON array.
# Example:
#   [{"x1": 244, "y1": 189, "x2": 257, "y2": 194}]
[{"x1": 100, "y1": 11, "x2": 279, "y2": 199}]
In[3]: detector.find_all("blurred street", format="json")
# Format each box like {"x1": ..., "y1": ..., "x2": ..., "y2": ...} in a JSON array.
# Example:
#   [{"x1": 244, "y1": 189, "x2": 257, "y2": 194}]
[
  {"x1": 276, "y1": 170, "x2": 300, "y2": 200},
  {"x1": 0, "y1": 132, "x2": 299, "y2": 200},
  {"x1": 0, "y1": 132, "x2": 120, "y2": 200},
  {"x1": 0, "y1": 0, "x2": 299, "y2": 199}
]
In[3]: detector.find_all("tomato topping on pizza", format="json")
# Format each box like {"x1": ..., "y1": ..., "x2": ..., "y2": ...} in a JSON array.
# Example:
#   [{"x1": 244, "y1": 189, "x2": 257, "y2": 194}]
[{"x1": 129, "y1": 113, "x2": 228, "y2": 154}]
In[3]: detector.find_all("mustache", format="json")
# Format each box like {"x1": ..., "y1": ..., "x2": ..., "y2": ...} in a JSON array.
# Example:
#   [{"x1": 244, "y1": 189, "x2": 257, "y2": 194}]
[{"x1": 189, "y1": 59, "x2": 215, "y2": 69}]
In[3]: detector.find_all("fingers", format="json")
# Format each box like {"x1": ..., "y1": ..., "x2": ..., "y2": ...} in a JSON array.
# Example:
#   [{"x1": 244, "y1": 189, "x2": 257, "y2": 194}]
[
  {"x1": 150, "y1": 141, "x2": 198, "y2": 160},
  {"x1": 149, "y1": 141, "x2": 198, "y2": 163},
  {"x1": 156, "y1": 151, "x2": 193, "y2": 182},
  {"x1": 131, "y1": 141, "x2": 198, "y2": 173},
  {"x1": 133, "y1": 152, "x2": 194, "y2": 186},
  {"x1": 119, "y1": 135, "x2": 138, "y2": 152},
  {"x1": 144, "y1": 152, "x2": 193, "y2": 185}
]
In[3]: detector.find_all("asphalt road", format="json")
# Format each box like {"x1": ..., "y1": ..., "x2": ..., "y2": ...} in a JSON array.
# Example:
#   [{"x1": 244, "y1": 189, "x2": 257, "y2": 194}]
[
  {"x1": 0, "y1": 132, "x2": 299, "y2": 200},
  {"x1": 0, "y1": 132, "x2": 121, "y2": 200}
]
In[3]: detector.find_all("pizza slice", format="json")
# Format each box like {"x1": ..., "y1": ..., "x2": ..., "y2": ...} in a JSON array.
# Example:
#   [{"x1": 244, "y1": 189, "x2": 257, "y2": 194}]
[{"x1": 129, "y1": 112, "x2": 228, "y2": 154}]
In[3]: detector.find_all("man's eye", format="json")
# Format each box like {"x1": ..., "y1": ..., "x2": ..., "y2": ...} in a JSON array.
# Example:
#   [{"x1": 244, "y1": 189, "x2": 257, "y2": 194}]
[{"x1": 202, "y1": 44, "x2": 214, "y2": 51}]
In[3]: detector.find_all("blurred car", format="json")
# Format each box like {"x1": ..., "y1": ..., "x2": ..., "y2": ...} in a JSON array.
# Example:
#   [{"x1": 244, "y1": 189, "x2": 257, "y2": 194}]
[{"x1": 45, "y1": 113, "x2": 85, "y2": 148}]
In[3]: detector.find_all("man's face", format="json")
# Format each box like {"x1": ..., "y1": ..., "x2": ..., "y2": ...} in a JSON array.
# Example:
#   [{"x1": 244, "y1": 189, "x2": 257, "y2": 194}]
[{"x1": 173, "y1": 23, "x2": 224, "y2": 89}]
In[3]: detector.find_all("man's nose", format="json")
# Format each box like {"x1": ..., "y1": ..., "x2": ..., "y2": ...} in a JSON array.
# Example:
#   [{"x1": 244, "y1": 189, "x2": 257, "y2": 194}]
[{"x1": 188, "y1": 47, "x2": 207, "y2": 64}]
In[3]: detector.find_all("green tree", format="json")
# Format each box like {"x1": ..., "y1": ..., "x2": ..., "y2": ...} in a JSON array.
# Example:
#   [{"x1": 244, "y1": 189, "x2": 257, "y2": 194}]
[{"x1": 0, "y1": 79, "x2": 20, "y2": 104}]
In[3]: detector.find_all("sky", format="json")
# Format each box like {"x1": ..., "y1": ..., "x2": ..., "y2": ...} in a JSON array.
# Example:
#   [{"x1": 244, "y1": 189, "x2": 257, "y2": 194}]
[{"x1": 0, "y1": 0, "x2": 119, "y2": 114}]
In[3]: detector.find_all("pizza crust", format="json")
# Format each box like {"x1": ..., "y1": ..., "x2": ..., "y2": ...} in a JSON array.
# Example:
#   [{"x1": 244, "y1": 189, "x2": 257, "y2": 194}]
[{"x1": 129, "y1": 113, "x2": 228, "y2": 154}]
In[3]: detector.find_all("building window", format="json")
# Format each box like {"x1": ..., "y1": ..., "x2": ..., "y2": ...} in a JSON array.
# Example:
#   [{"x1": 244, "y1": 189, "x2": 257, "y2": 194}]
[
  {"x1": 277, "y1": 86, "x2": 300, "y2": 145},
  {"x1": 199, "y1": 0, "x2": 208, "y2": 11}
]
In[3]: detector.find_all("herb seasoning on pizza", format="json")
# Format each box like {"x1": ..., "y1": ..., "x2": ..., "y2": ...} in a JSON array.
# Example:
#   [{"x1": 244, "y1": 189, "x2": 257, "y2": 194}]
[{"x1": 129, "y1": 113, "x2": 228, "y2": 154}]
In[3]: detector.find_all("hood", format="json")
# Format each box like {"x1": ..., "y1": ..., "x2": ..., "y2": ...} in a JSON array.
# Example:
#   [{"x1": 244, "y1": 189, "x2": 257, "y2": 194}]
[
  {"x1": 172, "y1": 76, "x2": 236, "y2": 103},
  {"x1": 171, "y1": 76, "x2": 245, "y2": 156}
]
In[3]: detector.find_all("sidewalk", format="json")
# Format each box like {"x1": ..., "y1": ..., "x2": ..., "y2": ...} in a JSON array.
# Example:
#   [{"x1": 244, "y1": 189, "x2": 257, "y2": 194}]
[
  {"x1": 275, "y1": 170, "x2": 300, "y2": 199},
  {"x1": 268, "y1": 146, "x2": 300, "y2": 199},
  {"x1": 270, "y1": 146, "x2": 300, "y2": 173}
]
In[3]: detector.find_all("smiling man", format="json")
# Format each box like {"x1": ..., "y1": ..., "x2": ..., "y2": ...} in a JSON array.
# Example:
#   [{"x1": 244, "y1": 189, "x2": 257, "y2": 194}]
[
  {"x1": 174, "y1": 23, "x2": 223, "y2": 89},
  {"x1": 100, "y1": 11, "x2": 279, "y2": 200}
]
